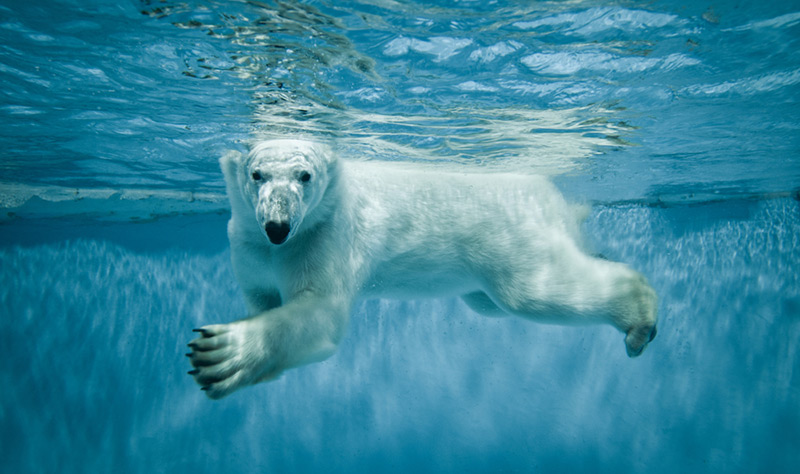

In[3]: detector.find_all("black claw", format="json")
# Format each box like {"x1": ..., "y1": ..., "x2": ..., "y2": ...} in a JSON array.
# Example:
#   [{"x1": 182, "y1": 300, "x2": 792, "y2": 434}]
[
  {"x1": 188, "y1": 369, "x2": 199, "y2": 375},
  {"x1": 201, "y1": 386, "x2": 210, "y2": 391},
  {"x1": 192, "y1": 328, "x2": 208, "y2": 336},
  {"x1": 185, "y1": 353, "x2": 192, "y2": 358},
  {"x1": 187, "y1": 342, "x2": 198, "y2": 349}
]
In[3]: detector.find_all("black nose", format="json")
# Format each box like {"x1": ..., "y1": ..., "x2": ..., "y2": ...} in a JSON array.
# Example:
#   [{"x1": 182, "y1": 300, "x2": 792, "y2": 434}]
[{"x1": 265, "y1": 221, "x2": 290, "y2": 245}]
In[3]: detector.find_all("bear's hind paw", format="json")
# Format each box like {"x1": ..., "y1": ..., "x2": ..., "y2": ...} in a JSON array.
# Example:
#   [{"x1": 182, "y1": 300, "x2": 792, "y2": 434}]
[{"x1": 624, "y1": 323, "x2": 657, "y2": 357}]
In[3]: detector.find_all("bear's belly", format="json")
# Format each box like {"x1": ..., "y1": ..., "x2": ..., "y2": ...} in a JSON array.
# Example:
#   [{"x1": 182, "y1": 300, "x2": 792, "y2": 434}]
[{"x1": 360, "y1": 258, "x2": 479, "y2": 300}]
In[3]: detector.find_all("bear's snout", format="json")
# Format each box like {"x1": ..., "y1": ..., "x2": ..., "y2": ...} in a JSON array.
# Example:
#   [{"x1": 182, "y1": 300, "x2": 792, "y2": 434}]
[{"x1": 265, "y1": 221, "x2": 291, "y2": 245}]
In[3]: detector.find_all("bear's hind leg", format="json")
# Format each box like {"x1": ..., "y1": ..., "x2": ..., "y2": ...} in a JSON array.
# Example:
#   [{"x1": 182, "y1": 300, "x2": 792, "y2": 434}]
[{"x1": 484, "y1": 252, "x2": 658, "y2": 357}]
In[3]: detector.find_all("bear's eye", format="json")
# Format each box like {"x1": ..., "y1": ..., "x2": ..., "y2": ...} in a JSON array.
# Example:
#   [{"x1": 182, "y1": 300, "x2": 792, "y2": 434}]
[
  {"x1": 299, "y1": 171, "x2": 312, "y2": 183},
  {"x1": 251, "y1": 171, "x2": 262, "y2": 181}
]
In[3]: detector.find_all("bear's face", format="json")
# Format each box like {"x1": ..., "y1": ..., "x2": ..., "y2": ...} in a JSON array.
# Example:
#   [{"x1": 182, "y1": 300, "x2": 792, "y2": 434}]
[{"x1": 242, "y1": 139, "x2": 335, "y2": 245}]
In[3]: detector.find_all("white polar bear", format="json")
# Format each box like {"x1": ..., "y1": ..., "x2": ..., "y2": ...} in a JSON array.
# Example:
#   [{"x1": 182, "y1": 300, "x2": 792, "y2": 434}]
[{"x1": 188, "y1": 139, "x2": 657, "y2": 399}]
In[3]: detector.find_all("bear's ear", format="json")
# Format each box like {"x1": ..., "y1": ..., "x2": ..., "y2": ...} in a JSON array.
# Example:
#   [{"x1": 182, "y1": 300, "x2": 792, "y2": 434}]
[
  {"x1": 220, "y1": 150, "x2": 252, "y2": 214},
  {"x1": 220, "y1": 150, "x2": 245, "y2": 197},
  {"x1": 220, "y1": 150, "x2": 242, "y2": 181},
  {"x1": 310, "y1": 142, "x2": 336, "y2": 168}
]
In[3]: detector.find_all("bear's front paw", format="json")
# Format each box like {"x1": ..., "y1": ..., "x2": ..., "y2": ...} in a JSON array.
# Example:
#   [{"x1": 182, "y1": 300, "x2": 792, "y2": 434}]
[{"x1": 186, "y1": 320, "x2": 282, "y2": 399}]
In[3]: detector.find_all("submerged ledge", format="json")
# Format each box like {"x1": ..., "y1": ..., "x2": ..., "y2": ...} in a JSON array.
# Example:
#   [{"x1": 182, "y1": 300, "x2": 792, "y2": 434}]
[
  {"x1": 0, "y1": 182, "x2": 228, "y2": 222},
  {"x1": 1, "y1": 182, "x2": 797, "y2": 223},
  {"x1": 607, "y1": 189, "x2": 799, "y2": 208}
]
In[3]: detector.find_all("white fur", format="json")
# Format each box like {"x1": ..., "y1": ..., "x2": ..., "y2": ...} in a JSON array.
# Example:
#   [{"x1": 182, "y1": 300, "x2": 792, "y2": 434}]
[{"x1": 188, "y1": 139, "x2": 657, "y2": 399}]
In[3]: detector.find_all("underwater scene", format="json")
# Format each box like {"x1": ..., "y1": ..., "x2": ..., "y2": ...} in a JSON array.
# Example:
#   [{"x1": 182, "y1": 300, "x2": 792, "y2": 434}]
[{"x1": 1, "y1": 0, "x2": 799, "y2": 472}]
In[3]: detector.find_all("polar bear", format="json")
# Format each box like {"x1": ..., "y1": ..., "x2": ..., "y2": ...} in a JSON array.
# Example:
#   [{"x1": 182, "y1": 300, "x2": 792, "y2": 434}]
[{"x1": 187, "y1": 139, "x2": 657, "y2": 399}]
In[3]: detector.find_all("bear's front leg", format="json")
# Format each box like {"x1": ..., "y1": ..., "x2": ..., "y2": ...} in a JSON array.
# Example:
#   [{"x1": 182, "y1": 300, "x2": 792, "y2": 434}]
[{"x1": 187, "y1": 294, "x2": 351, "y2": 399}]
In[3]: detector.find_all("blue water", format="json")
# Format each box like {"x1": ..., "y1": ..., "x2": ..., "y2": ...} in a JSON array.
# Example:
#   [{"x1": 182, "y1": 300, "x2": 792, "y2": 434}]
[{"x1": 1, "y1": 0, "x2": 799, "y2": 472}]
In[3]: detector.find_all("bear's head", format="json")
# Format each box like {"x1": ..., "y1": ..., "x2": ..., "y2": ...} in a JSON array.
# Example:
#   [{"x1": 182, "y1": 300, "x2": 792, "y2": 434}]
[{"x1": 241, "y1": 139, "x2": 336, "y2": 245}]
